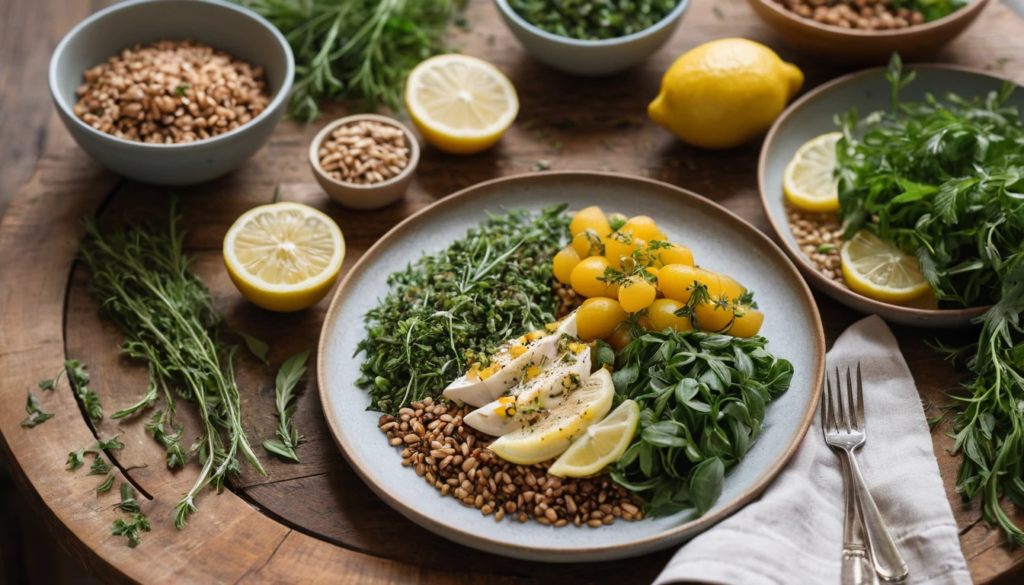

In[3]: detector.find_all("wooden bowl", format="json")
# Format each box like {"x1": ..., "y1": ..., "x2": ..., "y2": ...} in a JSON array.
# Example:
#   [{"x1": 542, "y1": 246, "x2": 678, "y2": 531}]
[
  {"x1": 746, "y1": 0, "x2": 992, "y2": 64},
  {"x1": 309, "y1": 114, "x2": 419, "y2": 210}
]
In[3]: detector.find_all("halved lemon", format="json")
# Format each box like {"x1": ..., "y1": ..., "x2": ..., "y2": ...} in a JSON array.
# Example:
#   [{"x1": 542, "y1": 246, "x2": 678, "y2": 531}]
[
  {"x1": 405, "y1": 54, "x2": 518, "y2": 155},
  {"x1": 488, "y1": 368, "x2": 614, "y2": 466},
  {"x1": 224, "y1": 202, "x2": 345, "y2": 312},
  {"x1": 783, "y1": 132, "x2": 841, "y2": 212},
  {"x1": 840, "y1": 230, "x2": 930, "y2": 303},
  {"x1": 548, "y1": 399, "x2": 640, "y2": 478}
]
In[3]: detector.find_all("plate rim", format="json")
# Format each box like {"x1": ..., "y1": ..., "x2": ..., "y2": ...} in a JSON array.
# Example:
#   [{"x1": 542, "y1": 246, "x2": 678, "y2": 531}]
[
  {"x1": 758, "y1": 63, "x2": 999, "y2": 323},
  {"x1": 317, "y1": 170, "x2": 826, "y2": 560}
]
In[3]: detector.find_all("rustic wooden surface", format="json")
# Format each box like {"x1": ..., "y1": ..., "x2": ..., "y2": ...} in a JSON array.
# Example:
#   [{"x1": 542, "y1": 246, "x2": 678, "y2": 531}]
[{"x1": 3, "y1": 0, "x2": 1024, "y2": 583}]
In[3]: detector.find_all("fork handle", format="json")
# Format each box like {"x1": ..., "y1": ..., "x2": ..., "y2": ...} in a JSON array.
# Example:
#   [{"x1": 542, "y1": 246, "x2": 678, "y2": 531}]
[{"x1": 841, "y1": 450, "x2": 909, "y2": 582}]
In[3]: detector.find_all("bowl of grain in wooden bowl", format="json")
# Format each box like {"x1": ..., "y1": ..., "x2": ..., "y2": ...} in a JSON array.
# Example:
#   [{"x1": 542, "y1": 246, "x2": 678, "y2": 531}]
[
  {"x1": 747, "y1": 0, "x2": 991, "y2": 64},
  {"x1": 48, "y1": 0, "x2": 294, "y2": 185},
  {"x1": 309, "y1": 114, "x2": 420, "y2": 210}
]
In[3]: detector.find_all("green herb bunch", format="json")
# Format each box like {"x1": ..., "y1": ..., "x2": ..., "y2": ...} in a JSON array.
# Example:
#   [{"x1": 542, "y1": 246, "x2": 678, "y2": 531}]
[
  {"x1": 507, "y1": 0, "x2": 680, "y2": 41},
  {"x1": 80, "y1": 202, "x2": 266, "y2": 530},
  {"x1": 890, "y1": 0, "x2": 967, "y2": 22},
  {"x1": 836, "y1": 55, "x2": 1024, "y2": 544},
  {"x1": 235, "y1": 0, "x2": 465, "y2": 121},
  {"x1": 356, "y1": 205, "x2": 571, "y2": 414},
  {"x1": 610, "y1": 330, "x2": 792, "y2": 515}
]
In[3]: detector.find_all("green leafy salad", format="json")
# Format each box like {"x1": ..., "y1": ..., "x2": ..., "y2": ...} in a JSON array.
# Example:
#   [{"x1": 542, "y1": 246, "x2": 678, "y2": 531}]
[{"x1": 836, "y1": 55, "x2": 1024, "y2": 544}]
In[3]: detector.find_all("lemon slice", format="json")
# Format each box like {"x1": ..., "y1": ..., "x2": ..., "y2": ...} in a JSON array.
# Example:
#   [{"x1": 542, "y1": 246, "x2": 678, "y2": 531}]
[
  {"x1": 783, "y1": 132, "x2": 841, "y2": 212},
  {"x1": 488, "y1": 368, "x2": 615, "y2": 466},
  {"x1": 224, "y1": 202, "x2": 345, "y2": 312},
  {"x1": 549, "y1": 399, "x2": 640, "y2": 478},
  {"x1": 840, "y1": 230, "x2": 930, "y2": 303},
  {"x1": 405, "y1": 54, "x2": 518, "y2": 155}
]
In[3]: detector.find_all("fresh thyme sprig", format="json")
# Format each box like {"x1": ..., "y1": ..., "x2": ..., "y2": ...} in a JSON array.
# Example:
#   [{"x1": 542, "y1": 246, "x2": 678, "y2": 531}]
[
  {"x1": 79, "y1": 200, "x2": 266, "y2": 530},
  {"x1": 263, "y1": 350, "x2": 310, "y2": 462},
  {"x1": 20, "y1": 392, "x2": 54, "y2": 428},
  {"x1": 836, "y1": 54, "x2": 1024, "y2": 544}
]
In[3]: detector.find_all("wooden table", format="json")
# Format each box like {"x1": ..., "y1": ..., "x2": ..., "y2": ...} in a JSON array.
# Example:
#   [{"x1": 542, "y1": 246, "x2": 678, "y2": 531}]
[{"x1": 2, "y1": 0, "x2": 1024, "y2": 582}]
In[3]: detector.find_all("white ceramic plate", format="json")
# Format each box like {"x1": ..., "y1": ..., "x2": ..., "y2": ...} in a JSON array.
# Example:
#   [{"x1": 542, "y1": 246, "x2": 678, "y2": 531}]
[{"x1": 318, "y1": 172, "x2": 825, "y2": 562}]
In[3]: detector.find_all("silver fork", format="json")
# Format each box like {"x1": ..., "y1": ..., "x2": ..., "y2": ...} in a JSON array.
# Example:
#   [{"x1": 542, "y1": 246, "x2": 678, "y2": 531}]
[{"x1": 822, "y1": 364, "x2": 908, "y2": 583}]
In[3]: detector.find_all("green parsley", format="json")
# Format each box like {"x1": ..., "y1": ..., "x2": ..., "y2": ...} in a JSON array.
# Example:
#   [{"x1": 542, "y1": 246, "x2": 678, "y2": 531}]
[
  {"x1": 508, "y1": 0, "x2": 681, "y2": 41},
  {"x1": 836, "y1": 54, "x2": 1024, "y2": 544}
]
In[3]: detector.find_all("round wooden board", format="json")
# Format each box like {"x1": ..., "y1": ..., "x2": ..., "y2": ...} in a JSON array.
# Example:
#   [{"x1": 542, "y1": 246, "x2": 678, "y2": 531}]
[{"x1": 2, "y1": 0, "x2": 1024, "y2": 582}]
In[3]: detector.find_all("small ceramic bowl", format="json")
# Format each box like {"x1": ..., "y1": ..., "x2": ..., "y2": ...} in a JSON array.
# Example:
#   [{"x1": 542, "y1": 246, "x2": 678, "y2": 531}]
[
  {"x1": 309, "y1": 114, "x2": 420, "y2": 210},
  {"x1": 48, "y1": 0, "x2": 294, "y2": 186},
  {"x1": 747, "y1": 0, "x2": 991, "y2": 64},
  {"x1": 493, "y1": 0, "x2": 691, "y2": 76}
]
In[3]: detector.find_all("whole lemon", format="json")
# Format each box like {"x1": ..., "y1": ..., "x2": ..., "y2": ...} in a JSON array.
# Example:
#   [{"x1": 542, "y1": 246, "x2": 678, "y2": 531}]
[{"x1": 648, "y1": 39, "x2": 803, "y2": 150}]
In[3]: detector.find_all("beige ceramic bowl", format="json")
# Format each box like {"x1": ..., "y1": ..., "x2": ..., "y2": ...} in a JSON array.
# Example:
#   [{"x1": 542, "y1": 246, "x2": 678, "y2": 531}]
[
  {"x1": 309, "y1": 114, "x2": 420, "y2": 210},
  {"x1": 747, "y1": 0, "x2": 991, "y2": 64}
]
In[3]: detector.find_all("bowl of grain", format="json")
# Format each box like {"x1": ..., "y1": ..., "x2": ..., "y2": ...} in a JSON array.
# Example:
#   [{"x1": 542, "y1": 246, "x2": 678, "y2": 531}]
[
  {"x1": 309, "y1": 114, "x2": 419, "y2": 210},
  {"x1": 48, "y1": 0, "x2": 294, "y2": 185},
  {"x1": 747, "y1": 0, "x2": 991, "y2": 64}
]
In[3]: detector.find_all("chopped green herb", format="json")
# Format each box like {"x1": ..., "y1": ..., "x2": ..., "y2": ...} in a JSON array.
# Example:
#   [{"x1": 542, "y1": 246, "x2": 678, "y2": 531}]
[
  {"x1": 95, "y1": 472, "x2": 117, "y2": 493},
  {"x1": 530, "y1": 159, "x2": 551, "y2": 172},
  {"x1": 236, "y1": 330, "x2": 270, "y2": 364},
  {"x1": 816, "y1": 244, "x2": 836, "y2": 253},
  {"x1": 67, "y1": 436, "x2": 123, "y2": 472},
  {"x1": 111, "y1": 484, "x2": 149, "y2": 548},
  {"x1": 508, "y1": 0, "x2": 681, "y2": 40},
  {"x1": 712, "y1": 6, "x2": 725, "y2": 19},
  {"x1": 173, "y1": 83, "x2": 189, "y2": 96},
  {"x1": 356, "y1": 206, "x2": 570, "y2": 414}
]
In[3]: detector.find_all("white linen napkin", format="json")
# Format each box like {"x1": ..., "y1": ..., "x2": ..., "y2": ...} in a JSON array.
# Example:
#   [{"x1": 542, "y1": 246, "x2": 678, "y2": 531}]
[{"x1": 655, "y1": 315, "x2": 970, "y2": 585}]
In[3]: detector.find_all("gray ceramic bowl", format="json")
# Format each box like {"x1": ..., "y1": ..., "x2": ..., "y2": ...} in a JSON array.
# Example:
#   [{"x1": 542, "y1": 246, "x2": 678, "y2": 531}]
[
  {"x1": 48, "y1": 0, "x2": 294, "y2": 186},
  {"x1": 494, "y1": 0, "x2": 690, "y2": 76},
  {"x1": 759, "y1": 65, "x2": 1005, "y2": 328}
]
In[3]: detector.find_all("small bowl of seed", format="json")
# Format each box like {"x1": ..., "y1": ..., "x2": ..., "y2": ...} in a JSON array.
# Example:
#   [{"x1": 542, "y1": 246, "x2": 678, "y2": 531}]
[{"x1": 309, "y1": 114, "x2": 419, "y2": 210}]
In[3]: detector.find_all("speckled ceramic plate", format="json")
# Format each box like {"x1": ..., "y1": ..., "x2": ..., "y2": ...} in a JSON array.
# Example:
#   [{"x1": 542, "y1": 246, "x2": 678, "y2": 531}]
[
  {"x1": 318, "y1": 172, "x2": 825, "y2": 562},
  {"x1": 759, "y1": 65, "x2": 1006, "y2": 328}
]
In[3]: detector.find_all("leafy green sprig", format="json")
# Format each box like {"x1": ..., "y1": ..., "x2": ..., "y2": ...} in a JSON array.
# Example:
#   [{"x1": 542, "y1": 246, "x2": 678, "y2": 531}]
[
  {"x1": 20, "y1": 392, "x2": 54, "y2": 428},
  {"x1": 264, "y1": 350, "x2": 310, "y2": 462},
  {"x1": 610, "y1": 330, "x2": 792, "y2": 516},
  {"x1": 357, "y1": 205, "x2": 571, "y2": 414},
  {"x1": 836, "y1": 54, "x2": 1024, "y2": 544},
  {"x1": 111, "y1": 483, "x2": 150, "y2": 548},
  {"x1": 235, "y1": 0, "x2": 466, "y2": 121},
  {"x1": 39, "y1": 360, "x2": 102, "y2": 420},
  {"x1": 67, "y1": 436, "x2": 124, "y2": 472}
]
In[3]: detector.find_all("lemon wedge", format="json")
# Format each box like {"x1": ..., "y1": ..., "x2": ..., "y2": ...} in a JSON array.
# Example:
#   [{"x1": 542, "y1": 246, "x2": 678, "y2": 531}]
[
  {"x1": 549, "y1": 399, "x2": 640, "y2": 478},
  {"x1": 783, "y1": 132, "x2": 841, "y2": 212},
  {"x1": 223, "y1": 202, "x2": 345, "y2": 312},
  {"x1": 405, "y1": 54, "x2": 518, "y2": 155},
  {"x1": 488, "y1": 368, "x2": 614, "y2": 466},
  {"x1": 840, "y1": 230, "x2": 930, "y2": 303}
]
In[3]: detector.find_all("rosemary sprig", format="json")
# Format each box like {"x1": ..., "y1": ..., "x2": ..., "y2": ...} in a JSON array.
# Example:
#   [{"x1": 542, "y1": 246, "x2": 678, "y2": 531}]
[
  {"x1": 79, "y1": 201, "x2": 265, "y2": 530},
  {"x1": 263, "y1": 350, "x2": 310, "y2": 462},
  {"x1": 235, "y1": 0, "x2": 466, "y2": 121},
  {"x1": 39, "y1": 360, "x2": 102, "y2": 420}
]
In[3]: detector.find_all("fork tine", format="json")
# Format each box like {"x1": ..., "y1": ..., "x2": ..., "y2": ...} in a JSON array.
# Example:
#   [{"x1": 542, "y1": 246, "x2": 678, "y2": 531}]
[
  {"x1": 836, "y1": 366, "x2": 849, "y2": 432},
  {"x1": 829, "y1": 369, "x2": 841, "y2": 434},
  {"x1": 846, "y1": 366, "x2": 857, "y2": 431},
  {"x1": 856, "y1": 362, "x2": 865, "y2": 430},
  {"x1": 824, "y1": 371, "x2": 833, "y2": 433},
  {"x1": 820, "y1": 378, "x2": 827, "y2": 437}
]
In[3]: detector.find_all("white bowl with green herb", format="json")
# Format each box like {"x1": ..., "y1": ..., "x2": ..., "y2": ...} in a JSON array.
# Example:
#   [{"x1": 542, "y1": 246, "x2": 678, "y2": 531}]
[{"x1": 494, "y1": 0, "x2": 691, "y2": 76}]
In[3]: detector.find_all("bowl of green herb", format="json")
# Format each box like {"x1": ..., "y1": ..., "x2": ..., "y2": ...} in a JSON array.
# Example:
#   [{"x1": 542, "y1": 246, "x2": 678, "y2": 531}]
[
  {"x1": 747, "y1": 0, "x2": 990, "y2": 64},
  {"x1": 494, "y1": 0, "x2": 691, "y2": 76}
]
